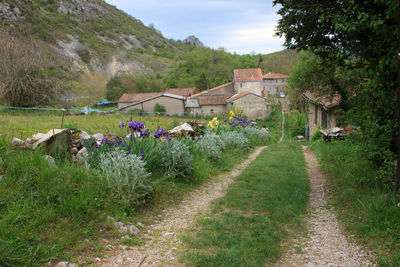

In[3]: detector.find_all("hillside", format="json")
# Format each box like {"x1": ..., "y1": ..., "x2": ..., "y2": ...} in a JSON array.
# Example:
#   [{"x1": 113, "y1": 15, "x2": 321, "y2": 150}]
[{"x1": 0, "y1": 0, "x2": 301, "y2": 106}]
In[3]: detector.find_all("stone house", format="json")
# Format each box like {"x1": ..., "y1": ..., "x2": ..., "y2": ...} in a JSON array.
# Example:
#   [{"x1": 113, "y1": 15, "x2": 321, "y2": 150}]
[
  {"x1": 118, "y1": 93, "x2": 186, "y2": 114},
  {"x1": 302, "y1": 91, "x2": 341, "y2": 138},
  {"x1": 262, "y1": 73, "x2": 288, "y2": 96},
  {"x1": 186, "y1": 82, "x2": 235, "y2": 115},
  {"x1": 233, "y1": 68, "x2": 264, "y2": 96},
  {"x1": 227, "y1": 92, "x2": 267, "y2": 120}
]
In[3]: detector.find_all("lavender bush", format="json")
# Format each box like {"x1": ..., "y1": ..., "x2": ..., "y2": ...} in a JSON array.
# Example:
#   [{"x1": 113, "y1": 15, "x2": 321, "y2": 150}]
[
  {"x1": 221, "y1": 131, "x2": 249, "y2": 151},
  {"x1": 97, "y1": 148, "x2": 152, "y2": 197},
  {"x1": 197, "y1": 132, "x2": 225, "y2": 160},
  {"x1": 159, "y1": 139, "x2": 193, "y2": 179}
]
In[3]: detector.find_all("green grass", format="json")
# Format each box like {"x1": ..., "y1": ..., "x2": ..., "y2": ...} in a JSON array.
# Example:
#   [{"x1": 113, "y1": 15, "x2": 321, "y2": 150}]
[
  {"x1": 0, "y1": 111, "x2": 190, "y2": 141},
  {"x1": 312, "y1": 141, "x2": 400, "y2": 266},
  {"x1": 181, "y1": 143, "x2": 310, "y2": 266}
]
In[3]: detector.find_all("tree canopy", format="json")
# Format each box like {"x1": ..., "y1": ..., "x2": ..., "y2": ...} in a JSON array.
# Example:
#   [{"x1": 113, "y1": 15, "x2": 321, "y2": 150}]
[{"x1": 274, "y1": 0, "x2": 398, "y2": 188}]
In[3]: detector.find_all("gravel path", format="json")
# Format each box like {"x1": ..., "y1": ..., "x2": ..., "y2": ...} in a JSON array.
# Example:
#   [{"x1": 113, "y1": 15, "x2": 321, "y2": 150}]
[
  {"x1": 275, "y1": 146, "x2": 374, "y2": 267},
  {"x1": 98, "y1": 146, "x2": 267, "y2": 267}
]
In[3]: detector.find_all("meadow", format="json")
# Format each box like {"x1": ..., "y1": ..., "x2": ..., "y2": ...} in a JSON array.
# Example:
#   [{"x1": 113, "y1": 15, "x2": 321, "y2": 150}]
[{"x1": 0, "y1": 109, "x2": 278, "y2": 266}]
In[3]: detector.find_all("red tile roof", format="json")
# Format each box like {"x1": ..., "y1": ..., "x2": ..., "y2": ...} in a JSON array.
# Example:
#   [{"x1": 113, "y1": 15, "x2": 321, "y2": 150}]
[
  {"x1": 118, "y1": 92, "x2": 162, "y2": 103},
  {"x1": 227, "y1": 91, "x2": 265, "y2": 102},
  {"x1": 188, "y1": 82, "x2": 233, "y2": 99},
  {"x1": 234, "y1": 68, "x2": 262, "y2": 82},
  {"x1": 198, "y1": 95, "x2": 226, "y2": 105},
  {"x1": 165, "y1": 87, "x2": 195, "y2": 98},
  {"x1": 262, "y1": 73, "x2": 288, "y2": 79}
]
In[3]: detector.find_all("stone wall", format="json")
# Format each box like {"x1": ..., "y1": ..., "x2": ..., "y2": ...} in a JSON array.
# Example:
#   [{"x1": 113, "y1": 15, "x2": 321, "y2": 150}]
[
  {"x1": 232, "y1": 94, "x2": 266, "y2": 120},
  {"x1": 234, "y1": 81, "x2": 264, "y2": 96}
]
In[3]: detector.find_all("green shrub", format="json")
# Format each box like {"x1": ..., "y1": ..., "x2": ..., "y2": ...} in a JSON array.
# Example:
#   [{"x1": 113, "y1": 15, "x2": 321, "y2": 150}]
[
  {"x1": 154, "y1": 103, "x2": 166, "y2": 113},
  {"x1": 97, "y1": 148, "x2": 153, "y2": 199},
  {"x1": 244, "y1": 126, "x2": 270, "y2": 146},
  {"x1": 220, "y1": 131, "x2": 249, "y2": 151},
  {"x1": 197, "y1": 132, "x2": 225, "y2": 160},
  {"x1": 159, "y1": 139, "x2": 193, "y2": 179}
]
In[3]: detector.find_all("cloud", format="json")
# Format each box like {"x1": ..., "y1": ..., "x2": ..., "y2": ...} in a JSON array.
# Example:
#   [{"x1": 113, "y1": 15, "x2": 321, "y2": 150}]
[{"x1": 104, "y1": 0, "x2": 284, "y2": 54}]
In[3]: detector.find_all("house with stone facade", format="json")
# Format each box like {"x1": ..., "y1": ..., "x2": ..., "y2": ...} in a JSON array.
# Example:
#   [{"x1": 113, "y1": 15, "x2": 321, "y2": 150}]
[
  {"x1": 227, "y1": 92, "x2": 267, "y2": 120},
  {"x1": 233, "y1": 68, "x2": 264, "y2": 96},
  {"x1": 262, "y1": 73, "x2": 288, "y2": 96},
  {"x1": 302, "y1": 91, "x2": 341, "y2": 138}
]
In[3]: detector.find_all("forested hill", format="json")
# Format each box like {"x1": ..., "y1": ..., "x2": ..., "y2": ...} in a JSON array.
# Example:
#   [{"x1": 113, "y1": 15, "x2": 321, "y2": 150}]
[{"x1": 0, "y1": 0, "x2": 300, "y2": 106}]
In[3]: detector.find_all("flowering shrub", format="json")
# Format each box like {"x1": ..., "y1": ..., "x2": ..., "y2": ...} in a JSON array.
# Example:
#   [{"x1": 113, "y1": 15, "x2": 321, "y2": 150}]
[
  {"x1": 221, "y1": 131, "x2": 249, "y2": 151},
  {"x1": 97, "y1": 148, "x2": 153, "y2": 198},
  {"x1": 197, "y1": 132, "x2": 225, "y2": 160},
  {"x1": 245, "y1": 126, "x2": 270, "y2": 146},
  {"x1": 159, "y1": 139, "x2": 193, "y2": 179}
]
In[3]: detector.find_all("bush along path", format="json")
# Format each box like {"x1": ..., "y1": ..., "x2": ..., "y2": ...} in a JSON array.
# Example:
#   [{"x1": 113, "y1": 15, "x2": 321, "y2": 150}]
[
  {"x1": 97, "y1": 146, "x2": 267, "y2": 266},
  {"x1": 275, "y1": 146, "x2": 374, "y2": 266}
]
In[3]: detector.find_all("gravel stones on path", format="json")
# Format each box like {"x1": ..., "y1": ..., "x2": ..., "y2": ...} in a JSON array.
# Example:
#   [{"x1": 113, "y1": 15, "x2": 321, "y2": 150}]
[
  {"x1": 98, "y1": 146, "x2": 267, "y2": 267},
  {"x1": 275, "y1": 146, "x2": 374, "y2": 267}
]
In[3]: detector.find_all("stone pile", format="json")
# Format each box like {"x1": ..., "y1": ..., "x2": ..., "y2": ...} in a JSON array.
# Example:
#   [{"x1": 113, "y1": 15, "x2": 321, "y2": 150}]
[{"x1": 11, "y1": 129, "x2": 106, "y2": 164}]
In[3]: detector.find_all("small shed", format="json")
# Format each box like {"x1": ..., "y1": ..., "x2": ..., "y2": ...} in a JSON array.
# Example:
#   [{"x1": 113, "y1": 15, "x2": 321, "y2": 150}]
[
  {"x1": 227, "y1": 92, "x2": 267, "y2": 120},
  {"x1": 302, "y1": 91, "x2": 341, "y2": 138},
  {"x1": 197, "y1": 95, "x2": 227, "y2": 115},
  {"x1": 118, "y1": 93, "x2": 186, "y2": 114}
]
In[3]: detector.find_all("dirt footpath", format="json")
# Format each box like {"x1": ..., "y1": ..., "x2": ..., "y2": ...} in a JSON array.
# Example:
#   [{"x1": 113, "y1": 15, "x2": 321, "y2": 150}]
[
  {"x1": 275, "y1": 146, "x2": 374, "y2": 267},
  {"x1": 98, "y1": 146, "x2": 267, "y2": 267}
]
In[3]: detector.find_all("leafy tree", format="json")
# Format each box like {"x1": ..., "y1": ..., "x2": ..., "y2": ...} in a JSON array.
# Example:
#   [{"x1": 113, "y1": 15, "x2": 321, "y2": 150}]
[{"x1": 274, "y1": 0, "x2": 398, "y2": 189}]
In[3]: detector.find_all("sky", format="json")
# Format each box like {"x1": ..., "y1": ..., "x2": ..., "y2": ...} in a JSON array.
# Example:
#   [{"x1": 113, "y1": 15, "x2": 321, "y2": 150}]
[{"x1": 104, "y1": 0, "x2": 285, "y2": 55}]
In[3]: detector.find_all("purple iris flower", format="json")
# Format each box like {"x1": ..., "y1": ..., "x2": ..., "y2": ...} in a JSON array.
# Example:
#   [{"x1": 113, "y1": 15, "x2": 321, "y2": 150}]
[
  {"x1": 224, "y1": 118, "x2": 227, "y2": 122},
  {"x1": 140, "y1": 152, "x2": 144, "y2": 159},
  {"x1": 153, "y1": 128, "x2": 167, "y2": 138},
  {"x1": 119, "y1": 121, "x2": 126, "y2": 127},
  {"x1": 140, "y1": 129, "x2": 150, "y2": 137},
  {"x1": 166, "y1": 135, "x2": 171, "y2": 141}
]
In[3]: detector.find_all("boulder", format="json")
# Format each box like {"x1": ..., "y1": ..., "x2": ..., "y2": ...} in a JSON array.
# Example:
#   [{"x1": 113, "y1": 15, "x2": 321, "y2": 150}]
[
  {"x1": 32, "y1": 129, "x2": 72, "y2": 154},
  {"x1": 127, "y1": 224, "x2": 140, "y2": 235},
  {"x1": 169, "y1": 123, "x2": 194, "y2": 136},
  {"x1": 92, "y1": 133, "x2": 104, "y2": 142},
  {"x1": 76, "y1": 147, "x2": 88, "y2": 163},
  {"x1": 12, "y1": 137, "x2": 26, "y2": 148},
  {"x1": 44, "y1": 155, "x2": 56, "y2": 167},
  {"x1": 32, "y1": 133, "x2": 46, "y2": 142}
]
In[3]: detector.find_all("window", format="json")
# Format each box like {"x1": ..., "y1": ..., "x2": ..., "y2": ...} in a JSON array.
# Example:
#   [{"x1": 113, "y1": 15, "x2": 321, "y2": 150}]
[
  {"x1": 240, "y1": 83, "x2": 242, "y2": 88},
  {"x1": 314, "y1": 105, "x2": 318, "y2": 124},
  {"x1": 211, "y1": 109, "x2": 214, "y2": 113}
]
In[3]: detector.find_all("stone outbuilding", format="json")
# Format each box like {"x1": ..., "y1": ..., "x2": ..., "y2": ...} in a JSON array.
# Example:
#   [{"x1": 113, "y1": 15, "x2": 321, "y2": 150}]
[
  {"x1": 227, "y1": 92, "x2": 267, "y2": 120},
  {"x1": 118, "y1": 93, "x2": 186, "y2": 114},
  {"x1": 302, "y1": 91, "x2": 341, "y2": 138}
]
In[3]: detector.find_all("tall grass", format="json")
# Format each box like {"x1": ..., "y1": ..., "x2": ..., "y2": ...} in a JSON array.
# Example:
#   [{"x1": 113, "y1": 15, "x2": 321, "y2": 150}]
[{"x1": 312, "y1": 141, "x2": 400, "y2": 266}]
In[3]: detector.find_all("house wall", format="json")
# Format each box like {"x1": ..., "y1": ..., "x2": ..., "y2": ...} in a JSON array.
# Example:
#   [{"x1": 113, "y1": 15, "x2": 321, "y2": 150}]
[
  {"x1": 232, "y1": 94, "x2": 267, "y2": 120},
  {"x1": 199, "y1": 104, "x2": 227, "y2": 115},
  {"x1": 205, "y1": 83, "x2": 234, "y2": 96},
  {"x1": 263, "y1": 79, "x2": 287, "y2": 95},
  {"x1": 308, "y1": 102, "x2": 337, "y2": 137},
  {"x1": 234, "y1": 81, "x2": 264, "y2": 96},
  {"x1": 122, "y1": 96, "x2": 185, "y2": 114}
]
